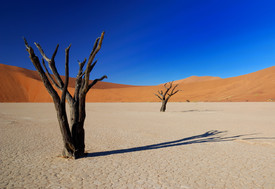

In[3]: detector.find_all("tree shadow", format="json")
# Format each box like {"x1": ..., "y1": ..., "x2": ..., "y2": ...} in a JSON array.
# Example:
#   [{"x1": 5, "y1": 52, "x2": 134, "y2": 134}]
[
  {"x1": 85, "y1": 130, "x2": 268, "y2": 158},
  {"x1": 241, "y1": 137, "x2": 275, "y2": 140},
  {"x1": 180, "y1": 109, "x2": 217, "y2": 113}
]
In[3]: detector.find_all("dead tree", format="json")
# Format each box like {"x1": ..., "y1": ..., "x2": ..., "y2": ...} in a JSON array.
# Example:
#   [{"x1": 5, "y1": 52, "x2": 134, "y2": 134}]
[
  {"x1": 24, "y1": 32, "x2": 107, "y2": 159},
  {"x1": 154, "y1": 81, "x2": 181, "y2": 112}
]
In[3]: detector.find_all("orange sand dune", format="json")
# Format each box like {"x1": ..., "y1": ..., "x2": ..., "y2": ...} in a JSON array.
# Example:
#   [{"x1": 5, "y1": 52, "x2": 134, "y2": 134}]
[
  {"x1": 0, "y1": 64, "x2": 135, "y2": 102},
  {"x1": 173, "y1": 76, "x2": 221, "y2": 84},
  {"x1": 0, "y1": 63, "x2": 275, "y2": 102},
  {"x1": 84, "y1": 66, "x2": 275, "y2": 102}
]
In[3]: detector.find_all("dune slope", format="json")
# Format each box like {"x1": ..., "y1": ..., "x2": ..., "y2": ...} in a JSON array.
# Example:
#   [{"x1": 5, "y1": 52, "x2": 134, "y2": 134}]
[
  {"x1": 0, "y1": 63, "x2": 275, "y2": 102},
  {"x1": 0, "y1": 64, "x2": 135, "y2": 102}
]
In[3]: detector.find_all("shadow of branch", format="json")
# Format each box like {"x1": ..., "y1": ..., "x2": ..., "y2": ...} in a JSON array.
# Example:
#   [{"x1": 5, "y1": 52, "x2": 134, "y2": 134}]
[{"x1": 85, "y1": 130, "x2": 271, "y2": 158}]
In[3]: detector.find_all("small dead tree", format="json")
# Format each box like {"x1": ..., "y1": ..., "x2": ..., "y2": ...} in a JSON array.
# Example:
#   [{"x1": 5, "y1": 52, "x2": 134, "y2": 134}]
[
  {"x1": 154, "y1": 81, "x2": 181, "y2": 112},
  {"x1": 24, "y1": 32, "x2": 107, "y2": 159}
]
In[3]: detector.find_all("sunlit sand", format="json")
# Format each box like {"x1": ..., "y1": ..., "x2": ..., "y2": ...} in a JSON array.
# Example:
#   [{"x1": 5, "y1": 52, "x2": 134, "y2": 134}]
[{"x1": 1, "y1": 102, "x2": 274, "y2": 188}]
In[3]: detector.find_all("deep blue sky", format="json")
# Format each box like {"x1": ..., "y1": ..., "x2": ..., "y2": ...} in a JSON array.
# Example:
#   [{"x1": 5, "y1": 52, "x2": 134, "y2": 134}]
[{"x1": 1, "y1": 0, "x2": 275, "y2": 85}]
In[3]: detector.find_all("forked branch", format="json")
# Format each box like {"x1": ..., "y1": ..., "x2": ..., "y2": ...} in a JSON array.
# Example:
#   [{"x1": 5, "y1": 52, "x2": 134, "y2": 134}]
[
  {"x1": 41, "y1": 59, "x2": 62, "y2": 90},
  {"x1": 169, "y1": 84, "x2": 180, "y2": 97},
  {"x1": 35, "y1": 43, "x2": 63, "y2": 86},
  {"x1": 154, "y1": 93, "x2": 163, "y2": 101},
  {"x1": 87, "y1": 75, "x2": 108, "y2": 91},
  {"x1": 83, "y1": 32, "x2": 105, "y2": 92},
  {"x1": 24, "y1": 38, "x2": 60, "y2": 102},
  {"x1": 34, "y1": 42, "x2": 74, "y2": 104},
  {"x1": 74, "y1": 59, "x2": 86, "y2": 100},
  {"x1": 155, "y1": 81, "x2": 181, "y2": 100}
]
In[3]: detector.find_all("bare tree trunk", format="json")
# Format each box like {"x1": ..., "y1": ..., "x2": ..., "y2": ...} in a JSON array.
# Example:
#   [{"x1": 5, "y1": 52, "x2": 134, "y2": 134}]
[
  {"x1": 53, "y1": 97, "x2": 75, "y2": 157},
  {"x1": 64, "y1": 100, "x2": 85, "y2": 158},
  {"x1": 72, "y1": 121, "x2": 85, "y2": 158},
  {"x1": 160, "y1": 100, "x2": 168, "y2": 112},
  {"x1": 72, "y1": 93, "x2": 86, "y2": 158}
]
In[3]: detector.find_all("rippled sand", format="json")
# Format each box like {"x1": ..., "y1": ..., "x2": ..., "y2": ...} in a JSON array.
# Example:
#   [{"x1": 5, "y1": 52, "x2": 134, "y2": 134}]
[{"x1": 1, "y1": 103, "x2": 275, "y2": 188}]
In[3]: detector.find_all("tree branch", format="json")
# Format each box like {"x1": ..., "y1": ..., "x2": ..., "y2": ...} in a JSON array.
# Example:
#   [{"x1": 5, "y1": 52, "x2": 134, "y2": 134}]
[
  {"x1": 35, "y1": 43, "x2": 64, "y2": 87},
  {"x1": 74, "y1": 59, "x2": 87, "y2": 100},
  {"x1": 155, "y1": 81, "x2": 181, "y2": 102},
  {"x1": 51, "y1": 44, "x2": 59, "y2": 61},
  {"x1": 163, "y1": 82, "x2": 173, "y2": 98},
  {"x1": 42, "y1": 59, "x2": 62, "y2": 89},
  {"x1": 82, "y1": 32, "x2": 105, "y2": 93},
  {"x1": 157, "y1": 90, "x2": 164, "y2": 98},
  {"x1": 78, "y1": 59, "x2": 86, "y2": 74},
  {"x1": 61, "y1": 44, "x2": 71, "y2": 104},
  {"x1": 24, "y1": 38, "x2": 60, "y2": 102},
  {"x1": 170, "y1": 90, "x2": 180, "y2": 96},
  {"x1": 88, "y1": 38, "x2": 99, "y2": 62},
  {"x1": 88, "y1": 60, "x2": 97, "y2": 74},
  {"x1": 35, "y1": 42, "x2": 74, "y2": 104},
  {"x1": 154, "y1": 93, "x2": 163, "y2": 101},
  {"x1": 87, "y1": 75, "x2": 107, "y2": 92},
  {"x1": 169, "y1": 84, "x2": 179, "y2": 95},
  {"x1": 34, "y1": 42, "x2": 52, "y2": 62},
  {"x1": 75, "y1": 59, "x2": 86, "y2": 81}
]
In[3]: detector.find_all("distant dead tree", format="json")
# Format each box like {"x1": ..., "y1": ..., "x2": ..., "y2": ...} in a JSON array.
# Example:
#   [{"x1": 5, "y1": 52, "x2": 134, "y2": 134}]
[
  {"x1": 154, "y1": 81, "x2": 181, "y2": 112},
  {"x1": 24, "y1": 32, "x2": 107, "y2": 159}
]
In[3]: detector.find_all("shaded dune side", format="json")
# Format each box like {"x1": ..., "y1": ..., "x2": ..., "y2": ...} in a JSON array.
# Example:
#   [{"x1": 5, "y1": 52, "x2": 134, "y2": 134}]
[
  {"x1": 1, "y1": 63, "x2": 275, "y2": 102},
  {"x1": 0, "y1": 64, "x2": 135, "y2": 102}
]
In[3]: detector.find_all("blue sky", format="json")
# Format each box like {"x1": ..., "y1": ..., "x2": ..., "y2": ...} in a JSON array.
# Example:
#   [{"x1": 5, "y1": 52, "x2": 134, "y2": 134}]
[{"x1": 1, "y1": 0, "x2": 275, "y2": 85}]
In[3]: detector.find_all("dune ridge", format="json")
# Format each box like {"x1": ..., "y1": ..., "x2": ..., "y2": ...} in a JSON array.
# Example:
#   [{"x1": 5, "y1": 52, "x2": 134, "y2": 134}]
[
  {"x1": 0, "y1": 63, "x2": 275, "y2": 102},
  {"x1": 172, "y1": 76, "x2": 221, "y2": 84}
]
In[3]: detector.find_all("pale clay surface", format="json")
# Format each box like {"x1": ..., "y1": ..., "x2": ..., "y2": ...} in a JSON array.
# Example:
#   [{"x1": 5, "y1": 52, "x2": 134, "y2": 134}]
[{"x1": 0, "y1": 102, "x2": 275, "y2": 189}]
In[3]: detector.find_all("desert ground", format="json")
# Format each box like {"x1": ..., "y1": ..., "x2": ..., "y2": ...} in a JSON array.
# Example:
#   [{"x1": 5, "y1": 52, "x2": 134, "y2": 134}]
[{"x1": 0, "y1": 102, "x2": 274, "y2": 188}]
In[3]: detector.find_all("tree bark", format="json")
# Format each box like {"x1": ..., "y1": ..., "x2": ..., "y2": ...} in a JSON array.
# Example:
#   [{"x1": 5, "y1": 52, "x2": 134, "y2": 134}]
[
  {"x1": 54, "y1": 100, "x2": 75, "y2": 157},
  {"x1": 73, "y1": 93, "x2": 86, "y2": 158},
  {"x1": 160, "y1": 100, "x2": 168, "y2": 112},
  {"x1": 72, "y1": 121, "x2": 85, "y2": 158},
  {"x1": 24, "y1": 32, "x2": 106, "y2": 159}
]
